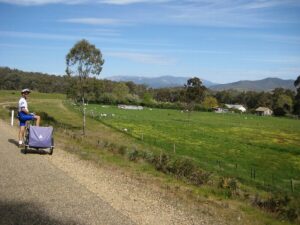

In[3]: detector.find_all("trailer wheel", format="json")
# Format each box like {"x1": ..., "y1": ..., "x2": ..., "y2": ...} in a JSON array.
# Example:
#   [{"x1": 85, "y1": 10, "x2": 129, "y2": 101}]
[
  {"x1": 24, "y1": 146, "x2": 28, "y2": 154},
  {"x1": 49, "y1": 147, "x2": 53, "y2": 155}
]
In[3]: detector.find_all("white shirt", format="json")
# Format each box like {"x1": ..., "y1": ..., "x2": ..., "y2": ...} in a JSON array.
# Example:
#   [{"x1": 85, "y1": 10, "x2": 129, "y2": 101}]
[{"x1": 18, "y1": 97, "x2": 28, "y2": 112}]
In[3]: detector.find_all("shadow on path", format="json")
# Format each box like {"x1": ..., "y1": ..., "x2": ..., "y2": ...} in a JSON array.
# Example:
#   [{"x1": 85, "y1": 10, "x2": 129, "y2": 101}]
[
  {"x1": 20, "y1": 148, "x2": 50, "y2": 155},
  {"x1": 8, "y1": 139, "x2": 18, "y2": 147},
  {"x1": 0, "y1": 200, "x2": 83, "y2": 225},
  {"x1": 8, "y1": 139, "x2": 50, "y2": 155}
]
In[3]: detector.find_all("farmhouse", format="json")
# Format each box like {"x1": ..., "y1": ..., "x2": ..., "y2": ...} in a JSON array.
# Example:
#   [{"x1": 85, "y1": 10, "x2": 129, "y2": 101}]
[
  {"x1": 225, "y1": 104, "x2": 246, "y2": 112},
  {"x1": 255, "y1": 107, "x2": 273, "y2": 116},
  {"x1": 118, "y1": 105, "x2": 143, "y2": 110}
]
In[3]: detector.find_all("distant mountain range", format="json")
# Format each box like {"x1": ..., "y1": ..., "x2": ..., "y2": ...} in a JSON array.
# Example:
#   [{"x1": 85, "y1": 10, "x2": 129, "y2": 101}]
[
  {"x1": 107, "y1": 75, "x2": 218, "y2": 88},
  {"x1": 210, "y1": 77, "x2": 295, "y2": 92},
  {"x1": 107, "y1": 76, "x2": 295, "y2": 92}
]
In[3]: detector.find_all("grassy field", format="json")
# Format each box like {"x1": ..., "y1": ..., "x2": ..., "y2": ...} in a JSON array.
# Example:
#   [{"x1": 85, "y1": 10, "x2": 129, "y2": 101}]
[{"x1": 85, "y1": 104, "x2": 300, "y2": 194}]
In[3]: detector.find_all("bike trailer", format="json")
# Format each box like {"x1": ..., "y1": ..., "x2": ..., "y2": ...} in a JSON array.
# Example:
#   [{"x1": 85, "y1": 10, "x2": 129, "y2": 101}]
[{"x1": 25, "y1": 125, "x2": 54, "y2": 154}]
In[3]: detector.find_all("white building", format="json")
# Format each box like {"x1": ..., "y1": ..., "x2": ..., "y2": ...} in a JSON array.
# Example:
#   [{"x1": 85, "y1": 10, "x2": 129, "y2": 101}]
[
  {"x1": 118, "y1": 105, "x2": 143, "y2": 110},
  {"x1": 225, "y1": 104, "x2": 247, "y2": 113},
  {"x1": 255, "y1": 107, "x2": 273, "y2": 116}
]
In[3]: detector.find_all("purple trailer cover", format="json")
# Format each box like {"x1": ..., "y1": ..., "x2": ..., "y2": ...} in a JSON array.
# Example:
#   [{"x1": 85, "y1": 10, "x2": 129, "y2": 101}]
[{"x1": 29, "y1": 126, "x2": 53, "y2": 148}]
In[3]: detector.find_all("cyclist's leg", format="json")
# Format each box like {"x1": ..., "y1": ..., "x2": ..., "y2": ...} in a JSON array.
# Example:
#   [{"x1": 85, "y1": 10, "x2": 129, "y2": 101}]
[
  {"x1": 20, "y1": 114, "x2": 36, "y2": 125},
  {"x1": 18, "y1": 120, "x2": 26, "y2": 145},
  {"x1": 34, "y1": 115, "x2": 40, "y2": 126},
  {"x1": 18, "y1": 114, "x2": 34, "y2": 143}
]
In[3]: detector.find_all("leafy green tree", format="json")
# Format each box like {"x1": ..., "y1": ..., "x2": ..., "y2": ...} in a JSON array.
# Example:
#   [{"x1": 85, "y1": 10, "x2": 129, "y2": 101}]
[
  {"x1": 185, "y1": 77, "x2": 207, "y2": 103},
  {"x1": 294, "y1": 75, "x2": 300, "y2": 115},
  {"x1": 273, "y1": 94, "x2": 293, "y2": 116},
  {"x1": 66, "y1": 39, "x2": 104, "y2": 134},
  {"x1": 295, "y1": 76, "x2": 300, "y2": 89},
  {"x1": 142, "y1": 92, "x2": 155, "y2": 106},
  {"x1": 112, "y1": 83, "x2": 130, "y2": 101},
  {"x1": 202, "y1": 96, "x2": 218, "y2": 109},
  {"x1": 257, "y1": 92, "x2": 272, "y2": 108},
  {"x1": 215, "y1": 90, "x2": 239, "y2": 104}
]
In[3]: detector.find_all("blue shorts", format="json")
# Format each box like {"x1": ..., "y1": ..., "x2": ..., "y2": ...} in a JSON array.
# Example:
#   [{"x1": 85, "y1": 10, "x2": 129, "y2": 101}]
[{"x1": 18, "y1": 112, "x2": 35, "y2": 126}]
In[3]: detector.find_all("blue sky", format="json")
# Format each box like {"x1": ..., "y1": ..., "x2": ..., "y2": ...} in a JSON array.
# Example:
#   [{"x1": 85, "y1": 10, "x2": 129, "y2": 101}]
[{"x1": 0, "y1": 0, "x2": 299, "y2": 83}]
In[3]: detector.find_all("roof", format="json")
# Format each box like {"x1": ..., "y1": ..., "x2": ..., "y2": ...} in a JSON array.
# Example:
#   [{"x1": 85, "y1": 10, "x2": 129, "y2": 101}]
[
  {"x1": 225, "y1": 104, "x2": 246, "y2": 112},
  {"x1": 225, "y1": 104, "x2": 241, "y2": 107},
  {"x1": 255, "y1": 107, "x2": 272, "y2": 112},
  {"x1": 225, "y1": 104, "x2": 246, "y2": 109}
]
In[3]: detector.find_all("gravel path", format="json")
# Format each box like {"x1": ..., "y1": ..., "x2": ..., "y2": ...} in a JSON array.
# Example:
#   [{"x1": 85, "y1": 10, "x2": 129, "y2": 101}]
[{"x1": 0, "y1": 120, "x2": 234, "y2": 225}]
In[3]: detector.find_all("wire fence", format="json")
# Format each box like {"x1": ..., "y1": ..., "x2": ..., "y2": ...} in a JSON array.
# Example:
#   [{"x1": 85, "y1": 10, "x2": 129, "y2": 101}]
[{"x1": 69, "y1": 103, "x2": 300, "y2": 195}]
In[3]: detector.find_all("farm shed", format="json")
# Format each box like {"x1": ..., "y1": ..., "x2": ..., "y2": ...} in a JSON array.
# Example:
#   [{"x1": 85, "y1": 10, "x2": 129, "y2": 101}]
[
  {"x1": 255, "y1": 107, "x2": 273, "y2": 116},
  {"x1": 118, "y1": 105, "x2": 143, "y2": 110},
  {"x1": 225, "y1": 104, "x2": 246, "y2": 112}
]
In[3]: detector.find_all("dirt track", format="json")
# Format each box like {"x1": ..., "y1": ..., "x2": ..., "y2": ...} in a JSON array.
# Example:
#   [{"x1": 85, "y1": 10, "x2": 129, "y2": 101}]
[{"x1": 0, "y1": 120, "x2": 237, "y2": 225}]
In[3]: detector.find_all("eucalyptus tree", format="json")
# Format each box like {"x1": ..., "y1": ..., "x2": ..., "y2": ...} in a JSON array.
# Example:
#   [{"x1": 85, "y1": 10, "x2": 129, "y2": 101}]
[
  {"x1": 66, "y1": 39, "x2": 104, "y2": 134},
  {"x1": 294, "y1": 75, "x2": 300, "y2": 115},
  {"x1": 185, "y1": 77, "x2": 207, "y2": 103}
]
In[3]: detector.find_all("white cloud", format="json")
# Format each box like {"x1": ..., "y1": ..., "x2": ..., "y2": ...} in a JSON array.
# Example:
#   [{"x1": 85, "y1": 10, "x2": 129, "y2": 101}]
[
  {"x1": 227, "y1": 32, "x2": 300, "y2": 44},
  {"x1": 106, "y1": 51, "x2": 175, "y2": 65},
  {"x1": 0, "y1": 0, "x2": 169, "y2": 5},
  {"x1": 60, "y1": 18, "x2": 124, "y2": 25},
  {"x1": 98, "y1": 0, "x2": 169, "y2": 4},
  {"x1": 61, "y1": 18, "x2": 128, "y2": 26},
  {"x1": 63, "y1": 28, "x2": 121, "y2": 37},
  {"x1": 0, "y1": 0, "x2": 87, "y2": 5},
  {"x1": 0, "y1": 30, "x2": 121, "y2": 43},
  {"x1": 0, "y1": 30, "x2": 79, "y2": 40},
  {"x1": 242, "y1": 0, "x2": 299, "y2": 9},
  {"x1": 161, "y1": 0, "x2": 300, "y2": 28}
]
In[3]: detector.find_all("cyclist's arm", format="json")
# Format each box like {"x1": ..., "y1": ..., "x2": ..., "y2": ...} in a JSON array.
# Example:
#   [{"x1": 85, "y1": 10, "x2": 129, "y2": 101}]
[{"x1": 21, "y1": 107, "x2": 29, "y2": 114}]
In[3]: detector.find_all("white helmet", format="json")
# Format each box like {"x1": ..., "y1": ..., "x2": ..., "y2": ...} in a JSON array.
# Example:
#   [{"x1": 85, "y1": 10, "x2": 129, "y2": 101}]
[{"x1": 21, "y1": 88, "x2": 31, "y2": 94}]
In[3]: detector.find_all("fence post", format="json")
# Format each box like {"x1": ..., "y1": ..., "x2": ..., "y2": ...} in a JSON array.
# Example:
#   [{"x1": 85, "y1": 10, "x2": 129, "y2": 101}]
[
  {"x1": 173, "y1": 143, "x2": 176, "y2": 153},
  {"x1": 11, "y1": 110, "x2": 14, "y2": 126},
  {"x1": 291, "y1": 179, "x2": 294, "y2": 193},
  {"x1": 159, "y1": 150, "x2": 162, "y2": 164}
]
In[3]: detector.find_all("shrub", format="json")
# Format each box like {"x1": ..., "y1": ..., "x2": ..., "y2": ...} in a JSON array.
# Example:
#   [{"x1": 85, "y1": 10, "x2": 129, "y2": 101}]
[
  {"x1": 187, "y1": 169, "x2": 211, "y2": 186},
  {"x1": 152, "y1": 155, "x2": 211, "y2": 186},
  {"x1": 118, "y1": 145, "x2": 127, "y2": 155},
  {"x1": 36, "y1": 111, "x2": 57, "y2": 125},
  {"x1": 218, "y1": 177, "x2": 239, "y2": 197},
  {"x1": 127, "y1": 149, "x2": 139, "y2": 161},
  {"x1": 252, "y1": 194, "x2": 300, "y2": 222},
  {"x1": 152, "y1": 153, "x2": 170, "y2": 172},
  {"x1": 141, "y1": 151, "x2": 155, "y2": 163},
  {"x1": 167, "y1": 158, "x2": 195, "y2": 177}
]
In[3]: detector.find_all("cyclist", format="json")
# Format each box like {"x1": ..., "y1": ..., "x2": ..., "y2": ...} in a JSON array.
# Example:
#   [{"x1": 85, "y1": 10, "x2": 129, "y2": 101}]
[{"x1": 18, "y1": 88, "x2": 41, "y2": 147}]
